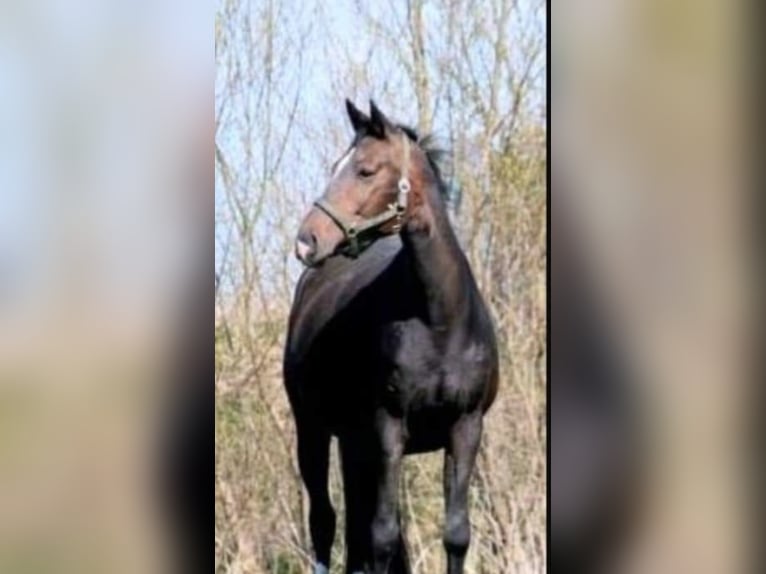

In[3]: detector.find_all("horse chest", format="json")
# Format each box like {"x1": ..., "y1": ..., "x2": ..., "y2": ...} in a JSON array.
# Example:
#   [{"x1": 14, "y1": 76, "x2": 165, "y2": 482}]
[{"x1": 381, "y1": 321, "x2": 481, "y2": 413}]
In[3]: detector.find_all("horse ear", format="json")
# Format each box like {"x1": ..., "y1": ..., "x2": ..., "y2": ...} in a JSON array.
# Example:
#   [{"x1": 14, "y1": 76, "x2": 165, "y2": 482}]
[
  {"x1": 369, "y1": 99, "x2": 393, "y2": 138},
  {"x1": 345, "y1": 99, "x2": 370, "y2": 133}
]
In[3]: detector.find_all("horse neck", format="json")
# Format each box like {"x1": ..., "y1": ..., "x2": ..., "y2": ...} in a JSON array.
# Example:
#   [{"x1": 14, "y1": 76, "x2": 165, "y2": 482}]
[{"x1": 402, "y1": 171, "x2": 471, "y2": 327}]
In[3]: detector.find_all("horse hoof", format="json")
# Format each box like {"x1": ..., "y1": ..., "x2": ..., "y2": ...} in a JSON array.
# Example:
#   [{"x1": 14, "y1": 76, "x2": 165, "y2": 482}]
[{"x1": 313, "y1": 564, "x2": 329, "y2": 574}]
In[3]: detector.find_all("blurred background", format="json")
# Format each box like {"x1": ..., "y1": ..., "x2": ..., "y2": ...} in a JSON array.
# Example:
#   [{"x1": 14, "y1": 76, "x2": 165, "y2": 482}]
[
  {"x1": 214, "y1": 0, "x2": 546, "y2": 572},
  {"x1": 0, "y1": 0, "x2": 211, "y2": 573},
  {"x1": 0, "y1": 0, "x2": 759, "y2": 573},
  {"x1": 554, "y1": 0, "x2": 754, "y2": 573}
]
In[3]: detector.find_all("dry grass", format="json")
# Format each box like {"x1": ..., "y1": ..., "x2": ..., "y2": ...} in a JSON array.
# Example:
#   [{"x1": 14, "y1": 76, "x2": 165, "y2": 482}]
[{"x1": 215, "y1": 297, "x2": 545, "y2": 573}]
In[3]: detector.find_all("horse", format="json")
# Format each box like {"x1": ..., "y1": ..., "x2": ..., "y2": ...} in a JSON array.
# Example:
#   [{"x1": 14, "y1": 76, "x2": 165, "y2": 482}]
[{"x1": 284, "y1": 100, "x2": 498, "y2": 574}]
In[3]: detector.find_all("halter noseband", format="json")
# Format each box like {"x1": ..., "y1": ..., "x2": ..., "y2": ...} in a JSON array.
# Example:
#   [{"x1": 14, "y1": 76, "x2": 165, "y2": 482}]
[{"x1": 314, "y1": 134, "x2": 412, "y2": 257}]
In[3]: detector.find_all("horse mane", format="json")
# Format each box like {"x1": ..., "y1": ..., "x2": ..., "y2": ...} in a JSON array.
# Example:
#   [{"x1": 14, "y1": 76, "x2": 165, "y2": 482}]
[{"x1": 396, "y1": 123, "x2": 452, "y2": 200}]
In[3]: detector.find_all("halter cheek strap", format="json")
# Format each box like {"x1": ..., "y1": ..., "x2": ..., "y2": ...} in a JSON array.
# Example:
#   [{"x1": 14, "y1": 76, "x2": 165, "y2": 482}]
[{"x1": 314, "y1": 133, "x2": 412, "y2": 257}]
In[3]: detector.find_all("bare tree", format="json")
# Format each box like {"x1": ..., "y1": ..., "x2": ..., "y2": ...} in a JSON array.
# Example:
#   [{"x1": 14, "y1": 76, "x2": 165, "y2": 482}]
[{"x1": 216, "y1": 0, "x2": 546, "y2": 571}]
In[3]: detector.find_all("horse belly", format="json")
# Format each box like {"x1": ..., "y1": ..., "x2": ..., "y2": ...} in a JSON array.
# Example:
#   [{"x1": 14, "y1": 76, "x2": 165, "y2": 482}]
[{"x1": 403, "y1": 405, "x2": 454, "y2": 454}]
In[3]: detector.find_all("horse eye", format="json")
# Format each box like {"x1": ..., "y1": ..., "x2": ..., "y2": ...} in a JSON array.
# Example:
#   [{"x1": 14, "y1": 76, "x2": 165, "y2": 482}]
[{"x1": 358, "y1": 168, "x2": 376, "y2": 178}]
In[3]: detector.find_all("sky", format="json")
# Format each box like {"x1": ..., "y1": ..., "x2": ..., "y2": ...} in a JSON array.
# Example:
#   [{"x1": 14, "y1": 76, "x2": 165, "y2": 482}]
[
  {"x1": 0, "y1": 0, "x2": 211, "y2": 328},
  {"x1": 214, "y1": 0, "x2": 546, "y2": 294}
]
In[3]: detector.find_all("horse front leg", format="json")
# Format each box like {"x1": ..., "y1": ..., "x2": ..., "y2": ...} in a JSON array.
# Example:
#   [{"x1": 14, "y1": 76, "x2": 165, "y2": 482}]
[
  {"x1": 371, "y1": 409, "x2": 405, "y2": 574},
  {"x1": 340, "y1": 435, "x2": 375, "y2": 574},
  {"x1": 443, "y1": 412, "x2": 482, "y2": 574},
  {"x1": 296, "y1": 416, "x2": 336, "y2": 574}
]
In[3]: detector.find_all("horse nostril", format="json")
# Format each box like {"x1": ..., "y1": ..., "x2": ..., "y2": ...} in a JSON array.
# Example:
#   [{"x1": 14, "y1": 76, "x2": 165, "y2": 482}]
[
  {"x1": 295, "y1": 232, "x2": 317, "y2": 263},
  {"x1": 296, "y1": 240, "x2": 312, "y2": 262}
]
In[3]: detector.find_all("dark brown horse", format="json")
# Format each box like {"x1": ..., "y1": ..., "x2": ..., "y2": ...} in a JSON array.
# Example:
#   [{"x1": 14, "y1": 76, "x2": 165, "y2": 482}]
[{"x1": 284, "y1": 100, "x2": 498, "y2": 574}]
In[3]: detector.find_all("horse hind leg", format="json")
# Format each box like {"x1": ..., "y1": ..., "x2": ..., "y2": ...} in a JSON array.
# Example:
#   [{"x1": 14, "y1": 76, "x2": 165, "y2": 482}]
[
  {"x1": 339, "y1": 425, "x2": 411, "y2": 574},
  {"x1": 296, "y1": 418, "x2": 336, "y2": 573},
  {"x1": 389, "y1": 530, "x2": 412, "y2": 574}
]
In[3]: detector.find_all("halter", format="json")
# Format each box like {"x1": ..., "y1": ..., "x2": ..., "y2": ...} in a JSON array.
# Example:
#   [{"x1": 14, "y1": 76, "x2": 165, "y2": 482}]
[{"x1": 314, "y1": 134, "x2": 411, "y2": 257}]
